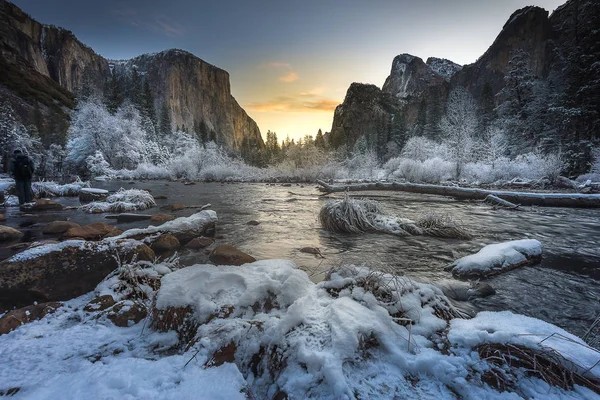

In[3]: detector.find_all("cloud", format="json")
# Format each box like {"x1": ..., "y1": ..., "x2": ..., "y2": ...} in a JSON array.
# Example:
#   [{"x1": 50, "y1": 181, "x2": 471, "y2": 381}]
[
  {"x1": 112, "y1": 9, "x2": 185, "y2": 37},
  {"x1": 279, "y1": 72, "x2": 299, "y2": 83},
  {"x1": 246, "y1": 94, "x2": 339, "y2": 113},
  {"x1": 154, "y1": 17, "x2": 185, "y2": 37},
  {"x1": 260, "y1": 62, "x2": 292, "y2": 69},
  {"x1": 300, "y1": 87, "x2": 325, "y2": 96}
]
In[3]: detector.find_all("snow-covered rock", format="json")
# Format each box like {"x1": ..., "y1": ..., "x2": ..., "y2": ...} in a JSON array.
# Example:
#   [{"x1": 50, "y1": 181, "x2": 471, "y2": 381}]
[
  {"x1": 0, "y1": 260, "x2": 597, "y2": 399},
  {"x1": 426, "y1": 57, "x2": 462, "y2": 81},
  {"x1": 446, "y1": 239, "x2": 543, "y2": 278}
]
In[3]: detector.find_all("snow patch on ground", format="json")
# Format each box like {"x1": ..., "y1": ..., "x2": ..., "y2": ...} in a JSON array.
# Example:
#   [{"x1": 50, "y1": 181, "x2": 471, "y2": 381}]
[
  {"x1": 0, "y1": 295, "x2": 247, "y2": 400},
  {"x1": 1, "y1": 260, "x2": 597, "y2": 399}
]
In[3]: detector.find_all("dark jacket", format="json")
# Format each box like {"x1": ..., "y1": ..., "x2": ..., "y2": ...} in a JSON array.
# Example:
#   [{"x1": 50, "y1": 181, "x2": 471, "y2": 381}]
[{"x1": 11, "y1": 154, "x2": 35, "y2": 181}]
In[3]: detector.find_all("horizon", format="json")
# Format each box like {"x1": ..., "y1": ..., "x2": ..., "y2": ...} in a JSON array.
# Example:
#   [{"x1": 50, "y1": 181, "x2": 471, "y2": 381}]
[{"x1": 12, "y1": 0, "x2": 565, "y2": 141}]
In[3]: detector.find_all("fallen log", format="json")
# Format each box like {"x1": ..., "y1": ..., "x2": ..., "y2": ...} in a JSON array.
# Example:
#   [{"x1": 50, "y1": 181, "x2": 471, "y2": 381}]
[
  {"x1": 316, "y1": 180, "x2": 600, "y2": 208},
  {"x1": 484, "y1": 194, "x2": 520, "y2": 210}
]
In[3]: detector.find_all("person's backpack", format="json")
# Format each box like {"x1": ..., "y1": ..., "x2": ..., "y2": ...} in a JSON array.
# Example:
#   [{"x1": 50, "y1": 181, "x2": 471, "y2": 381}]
[{"x1": 17, "y1": 156, "x2": 33, "y2": 179}]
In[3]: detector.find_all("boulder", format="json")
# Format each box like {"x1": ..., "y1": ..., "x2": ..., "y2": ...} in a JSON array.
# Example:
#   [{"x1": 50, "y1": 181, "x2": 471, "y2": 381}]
[
  {"x1": 154, "y1": 195, "x2": 168, "y2": 200},
  {"x1": 0, "y1": 214, "x2": 5, "y2": 223},
  {"x1": 151, "y1": 233, "x2": 181, "y2": 256},
  {"x1": 103, "y1": 228, "x2": 123, "y2": 238},
  {"x1": 84, "y1": 295, "x2": 116, "y2": 312},
  {"x1": 246, "y1": 220, "x2": 261, "y2": 226},
  {"x1": 18, "y1": 219, "x2": 36, "y2": 228},
  {"x1": 19, "y1": 199, "x2": 63, "y2": 212},
  {"x1": 209, "y1": 244, "x2": 256, "y2": 266},
  {"x1": 78, "y1": 188, "x2": 109, "y2": 203},
  {"x1": 42, "y1": 221, "x2": 80, "y2": 234},
  {"x1": 0, "y1": 302, "x2": 62, "y2": 335},
  {"x1": 0, "y1": 225, "x2": 24, "y2": 242},
  {"x1": 186, "y1": 236, "x2": 215, "y2": 250},
  {"x1": 0, "y1": 239, "x2": 154, "y2": 310},
  {"x1": 150, "y1": 214, "x2": 175, "y2": 225},
  {"x1": 107, "y1": 301, "x2": 147, "y2": 327},
  {"x1": 63, "y1": 222, "x2": 118, "y2": 240},
  {"x1": 160, "y1": 204, "x2": 186, "y2": 211}
]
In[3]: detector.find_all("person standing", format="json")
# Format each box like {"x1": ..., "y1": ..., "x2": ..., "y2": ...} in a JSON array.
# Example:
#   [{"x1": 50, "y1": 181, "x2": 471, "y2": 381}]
[{"x1": 10, "y1": 149, "x2": 34, "y2": 204}]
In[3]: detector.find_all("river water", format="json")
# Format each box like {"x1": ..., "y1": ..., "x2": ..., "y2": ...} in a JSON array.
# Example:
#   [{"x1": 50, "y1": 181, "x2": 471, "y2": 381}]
[{"x1": 2, "y1": 180, "x2": 599, "y2": 337}]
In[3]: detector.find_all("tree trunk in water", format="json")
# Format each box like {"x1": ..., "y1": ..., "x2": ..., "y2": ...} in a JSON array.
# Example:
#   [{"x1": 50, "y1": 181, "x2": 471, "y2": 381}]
[{"x1": 316, "y1": 180, "x2": 600, "y2": 208}]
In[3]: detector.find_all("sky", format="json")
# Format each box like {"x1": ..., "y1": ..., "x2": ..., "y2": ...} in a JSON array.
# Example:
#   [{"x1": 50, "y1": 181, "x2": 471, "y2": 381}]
[{"x1": 13, "y1": 0, "x2": 566, "y2": 141}]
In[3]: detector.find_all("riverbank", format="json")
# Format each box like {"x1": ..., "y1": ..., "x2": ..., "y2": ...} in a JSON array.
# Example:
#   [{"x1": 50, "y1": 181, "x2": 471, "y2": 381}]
[{"x1": 0, "y1": 182, "x2": 598, "y2": 398}]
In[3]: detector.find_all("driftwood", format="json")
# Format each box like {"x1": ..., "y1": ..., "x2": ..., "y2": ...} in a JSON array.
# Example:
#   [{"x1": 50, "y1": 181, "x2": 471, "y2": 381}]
[
  {"x1": 316, "y1": 180, "x2": 600, "y2": 208},
  {"x1": 484, "y1": 194, "x2": 520, "y2": 210}
]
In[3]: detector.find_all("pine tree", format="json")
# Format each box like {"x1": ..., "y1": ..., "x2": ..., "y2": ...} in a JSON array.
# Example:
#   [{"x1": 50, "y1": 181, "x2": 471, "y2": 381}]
[
  {"x1": 480, "y1": 82, "x2": 495, "y2": 131},
  {"x1": 104, "y1": 73, "x2": 124, "y2": 114},
  {"x1": 129, "y1": 68, "x2": 143, "y2": 110},
  {"x1": 142, "y1": 80, "x2": 157, "y2": 127},
  {"x1": 423, "y1": 89, "x2": 443, "y2": 141},
  {"x1": 414, "y1": 99, "x2": 427, "y2": 136},
  {"x1": 387, "y1": 112, "x2": 407, "y2": 158},
  {"x1": 315, "y1": 129, "x2": 325, "y2": 148},
  {"x1": 159, "y1": 104, "x2": 172, "y2": 136}
]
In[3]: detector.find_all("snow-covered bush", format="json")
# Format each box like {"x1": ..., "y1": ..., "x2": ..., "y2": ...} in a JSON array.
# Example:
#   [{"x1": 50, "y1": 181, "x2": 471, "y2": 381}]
[
  {"x1": 81, "y1": 188, "x2": 156, "y2": 213},
  {"x1": 384, "y1": 157, "x2": 454, "y2": 183},
  {"x1": 86, "y1": 151, "x2": 114, "y2": 177},
  {"x1": 32, "y1": 179, "x2": 90, "y2": 197},
  {"x1": 401, "y1": 136, "x2": 448, "y2": 161}
]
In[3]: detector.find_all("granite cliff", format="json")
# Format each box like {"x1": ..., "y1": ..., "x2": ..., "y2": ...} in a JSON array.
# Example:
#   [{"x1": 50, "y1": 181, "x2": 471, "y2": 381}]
[
  {"x1": 330, "y1": 0, "x2": 599, "y2": 169},
  {"x1": 0, "y1": 0, "x2": 264, "y2": 151}
]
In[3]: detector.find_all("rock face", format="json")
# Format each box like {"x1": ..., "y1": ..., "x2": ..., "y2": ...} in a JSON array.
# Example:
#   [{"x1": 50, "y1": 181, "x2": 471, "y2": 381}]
[
  {"x1": 115, "y1": 50, "x2": 264, "y2": 151},
  {"x1": 329, "y1": 83, "x2": 401, "y2": 151},
  {"x1": 0, "y1": 239, "x2": 154, "y2": 310},
  {"x1": 451, "y1": 6, "x2": 551, "y2": 99},
  {"x1": 0, "y1": 1, "x2": 264, "y2": 153},
  {"x1": 330, "y1": 0, "x2": 600, "y2": 160}
]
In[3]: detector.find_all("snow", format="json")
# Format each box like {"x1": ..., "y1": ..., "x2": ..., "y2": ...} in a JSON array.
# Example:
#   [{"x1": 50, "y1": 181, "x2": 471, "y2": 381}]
[
  {"x1": 7, "y1": 240, "x2": 87, "y2": 262},
  {"x1": 155, "y1": 260, "x2": 312, "y2": 321},
  {"x1": 81, "y1": 188, "x2": 155, "y2": 213},
  {"x1": 446, "y1": 239, "x2": 542, "y2": 277},
  {"x1": 0, "y1": 295, "x2": 247, "y2": 400},
  {"x1": 426, "y1": 57, "x2": 462, "y2": 81},
  {"x1": 80, "y1": 188, "x2": 109, "y2": 194},
  {"x1": 32, "y1": 180, "x2": 91, "y2": 197},
  {"x1": 115, "y1": 210, "x2": 218, "y2": 241},
  {"x1": 0, "y1": 260, "x2": 596, "y2": 399},
  {"x1": 0, "y1": 176, "x2": 14, "y2": 193},
  {"x1": 449, "y1": 311, "x2": 600, "y2": 380}
]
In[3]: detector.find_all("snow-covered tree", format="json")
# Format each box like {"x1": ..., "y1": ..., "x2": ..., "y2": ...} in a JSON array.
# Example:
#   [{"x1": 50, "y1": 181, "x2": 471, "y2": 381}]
[
  {"x1": 0, "y1": 102, "x2": 41, "y2": 170},
  {"x1": 66, "y1": 99, "x2": 157, "y2": 171},
  {"x1": 439, "y1": 88, "x2": 478, "y2": 178}
]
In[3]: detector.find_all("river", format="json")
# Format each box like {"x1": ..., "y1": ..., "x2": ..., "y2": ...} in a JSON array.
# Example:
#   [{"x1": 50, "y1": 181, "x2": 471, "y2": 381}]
[{"x1": 2, "y1": 180, "x2": 599, "y2": 337}]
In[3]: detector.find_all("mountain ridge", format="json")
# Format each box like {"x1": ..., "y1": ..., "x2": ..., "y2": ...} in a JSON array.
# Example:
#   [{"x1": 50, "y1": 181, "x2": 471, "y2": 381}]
[{"x1": 0, "y1": 0, "x2": 264, "y2": 151}]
